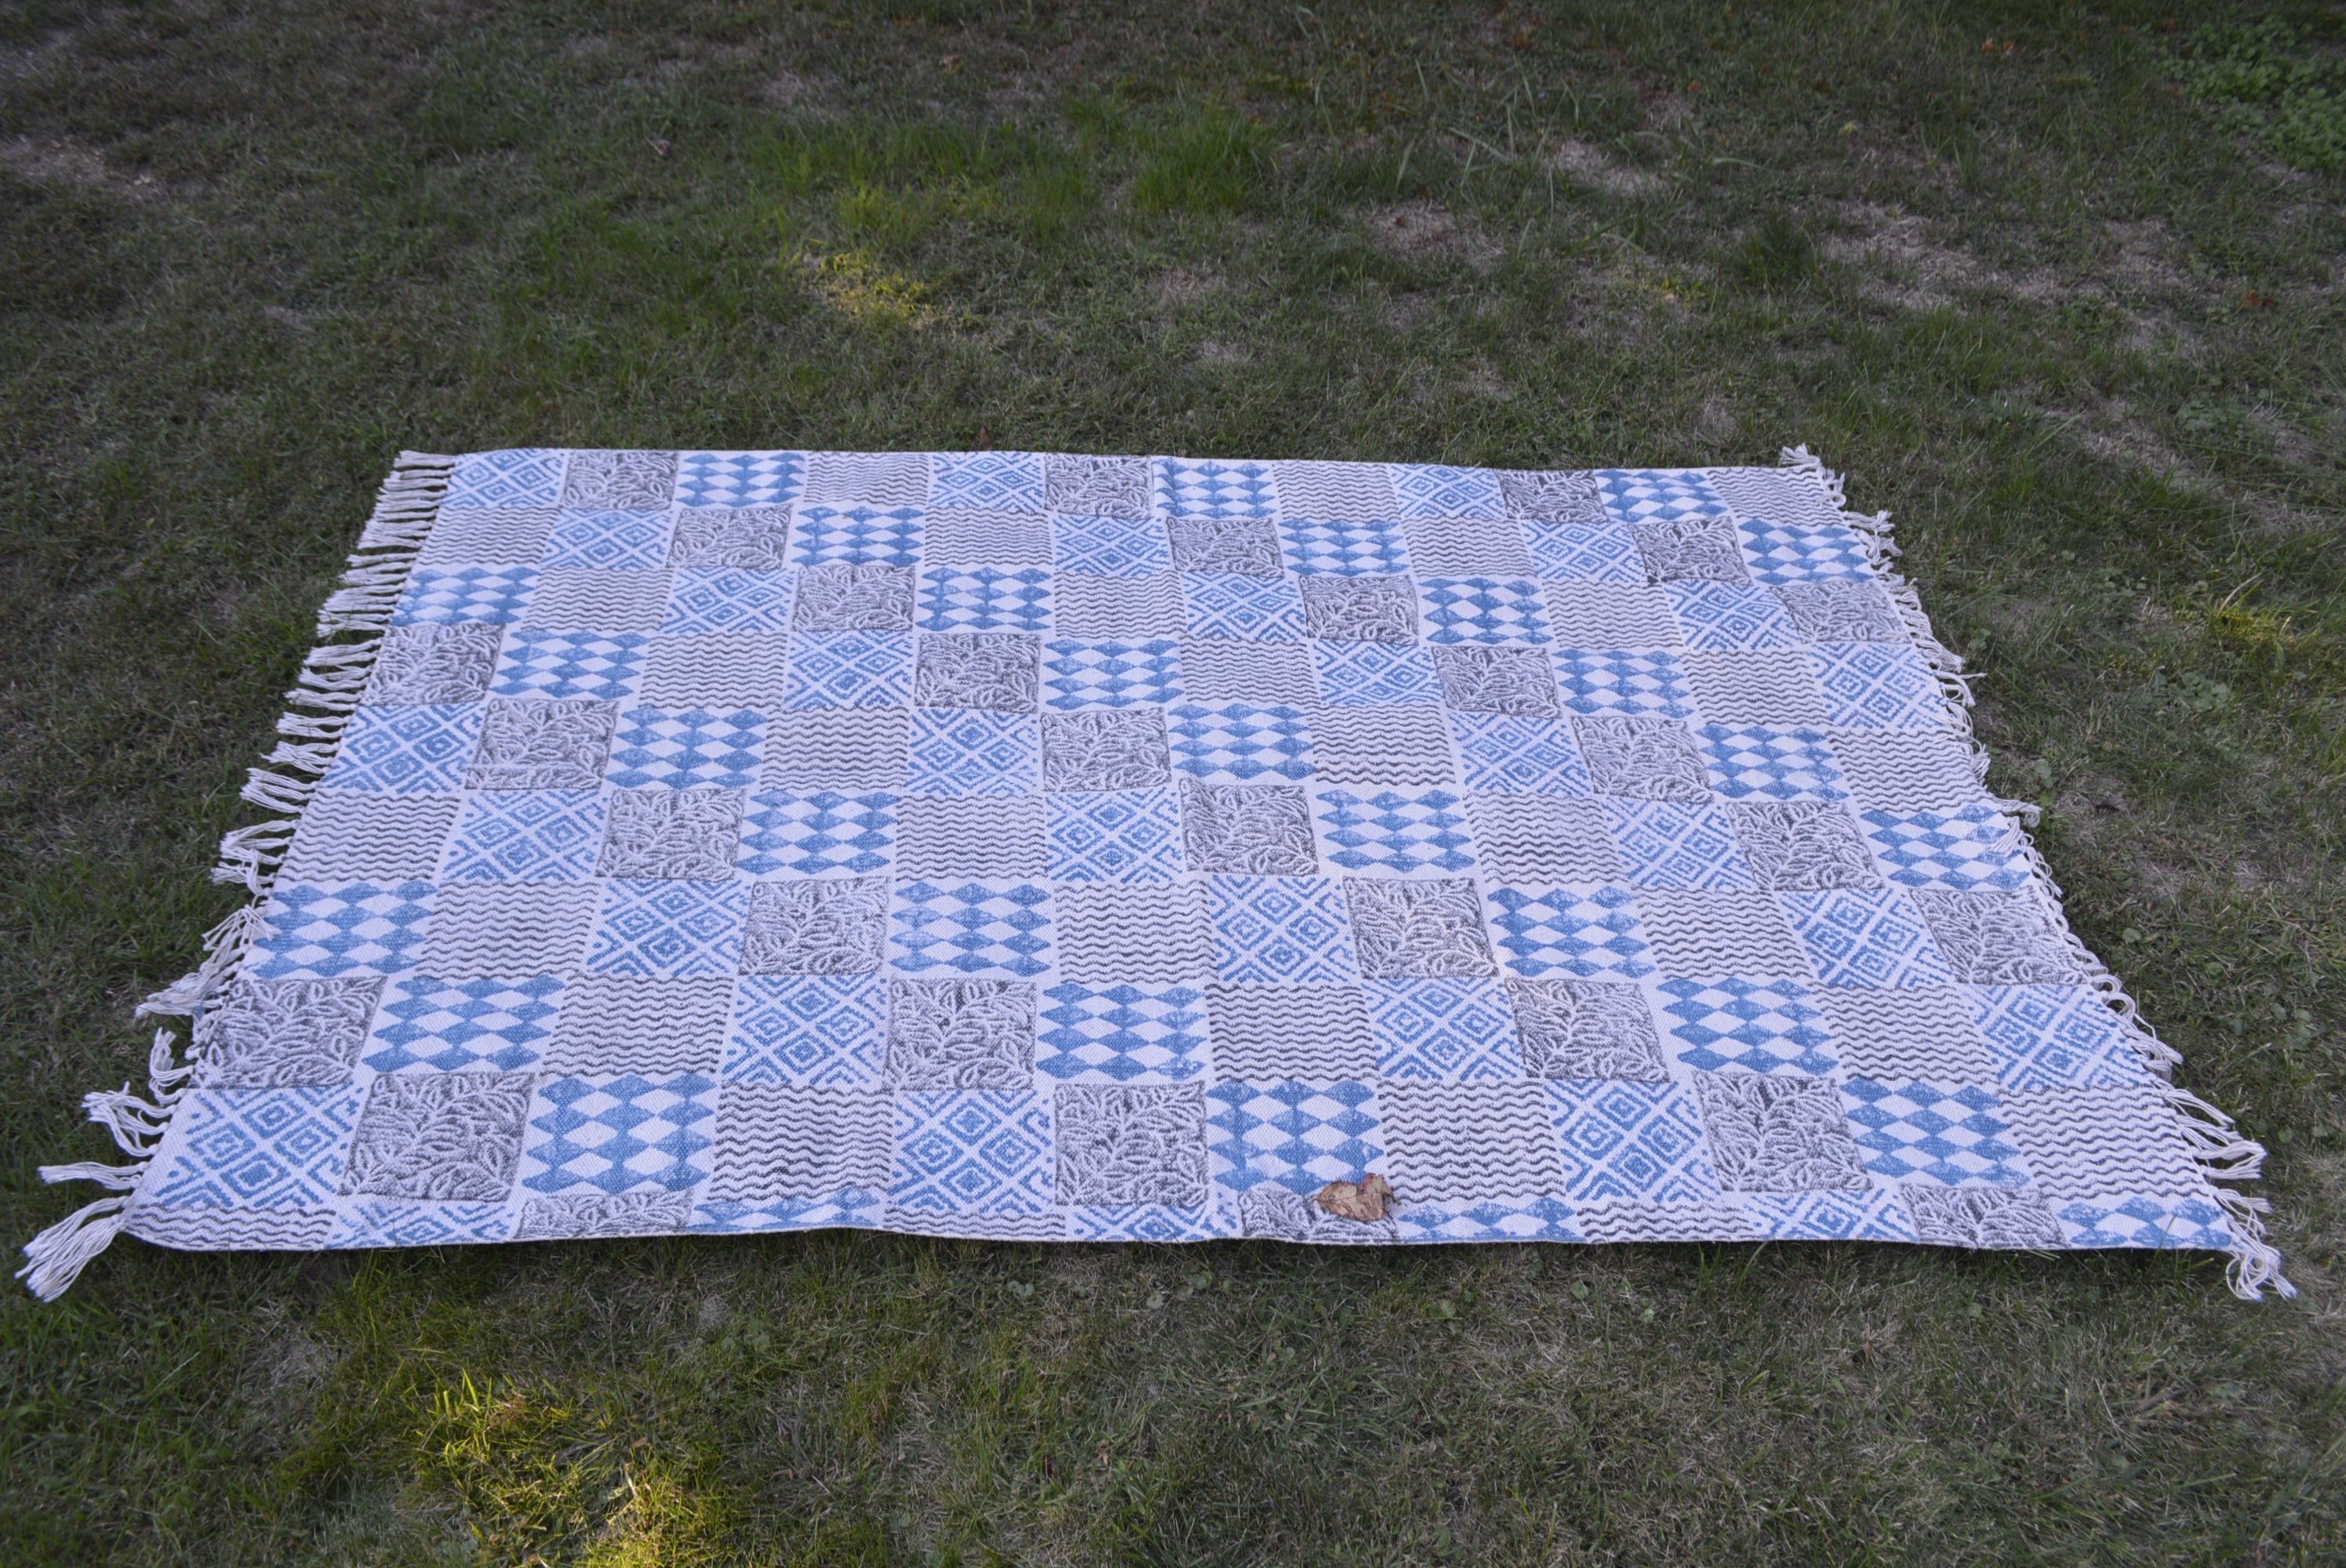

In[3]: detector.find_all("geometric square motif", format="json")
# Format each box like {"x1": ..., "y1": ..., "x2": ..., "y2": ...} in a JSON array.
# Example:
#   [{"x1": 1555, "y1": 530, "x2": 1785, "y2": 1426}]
[
  {"x1": 1364, "y1": 978, "x2": 1522, "y2": 1081},
  {"x1": 1696, "y1": 724, "x2": 1848, "y2": 800},
  {"x1": 673, "y1": 450, "x2": 805, "y2": 510},
  {"x1": 2054, "y1": 1194, "x2": 2233, "y2": 1250},
  {"x1": 1808, "y1": 642, "x2": 1947, "y2": 729},
  {"x1": 1281, "y1": 517, "x2": 1410, "y2": 575},
  {"x1": 787, "y1": 504, "x2": 924, "y2": 567},
  {"x1": 583, "y1": 880, "x2": 749, "y2": 977},
  {"x1": 605, "y1": 708, "x2": 766, "y2": 789},
  {"x1": 724, "y1": 975, "x2": 886, "y2": 1087},
  {"x1": 441, "y1": 790, "x2": 606, "y2": 882},
  {"x1": 1046, "y1": 788, "x2": 1186, "y2": 883},
  {"x1": 1595, "y1": 470, "x2": 1730, "y2": 524},
  {"x1": 150, "y1": 1086, "x2": 365, "y2": 1209},
  {"x1": 1738, "y1": 521, "x2": 1875, "y2": 586},
  {"x1": 1666, "y1": 581, "x2": 1802, "y2": 650},
  {"x1": 1967, "y1": 984, "x2": 2152, "y2": 1091},
  {"x1": 890, "y1": 1091, "x2": 1055, "y2": 1214},
  {"x1": 1485, "y1": 884, "x2": 1652, "y2": 979},
  {"x1": 518, "y1": 1073, "x2": 719, "y2": 1196},
  {"x1": 1602, "y1": 799, "x2": 1757, "y2": 890},
  {"x1": 888, "y1": 880, "x2": 1053, "y2": 977},
  {"x1": 362, "y1": 973, "x2": 564, "y2": 1073},
  {"x1": 1037, "y1": 982, "x2": 1210, "y2": 1083},
  {"x1": 391, "y1": 566, "x2": 537, "y2": 626},
  {"x1": 540, "y1": 510, "x2": 674, "y2": 570},
  {"x1": 1860, "y1": 804, "x2": 2028, "y2": 891},
  {"x1": 1447, "y1": 713, "x2": 1590, "y2": 794},
  {"x1": 905, "y1": 709, "x2": 1038, "y2": 795},
  {"x1": 1309, "y1": 641, "x2": 1441, "y2": 706},
  {"x1": 1389, "y1": 464, "x2": 1503, "y2": 519},
  {"x1": 1527, "y1": 519, "x2": 1646, "y2": 583},
  {"x1": 1053, "y1": 514, "x2": 1171, "y2": 576},
  {"x1": 1841, "y1": 1079, "x2": 2032, "y2": 1188},
  {"x1": 1167, "y1": 702, "x2": 1313, "y2": 782},
  {"x1": 1781, "y1": 888, "x2": 1955, "y2": 988},
  {"x1": 738, "y1": 790, "x2": 895, "y2": 878},
  {"x1": 1741, "y1": 1188, "x2": 1919, "y2": 1241},
  {"x1": 1208, "y1": 875, "x2": 1360, "y2": 985},
  {"x1": 1182, "y1": 572, "x2": 1306, "y2": 641},
  {"x1": 1313, "y1": 788, "x2": 1477, "y2": 876},
  {"x1": 784, "y1": 631, "x2": 913, "y2": 710},
  {"x1": 1654, "y1": 978, "x2": 1837, "y2": 1076},
  {"x1": 931, "y1": 451, "x2": 1045, "y2": 511},
  {"x1": 322, "y1": 704, "x2": 484, "y2": 794},
  {"x1": 1157, "y1": 459, "x2": 1278, "y2": 519},
  {"x1": 445, "y1": 448, "x2": 567, "y2": 508},
  {"x1": 1547, "y1": 1079, "x2": 1720, "y2": 1203},
  {"x1": 1041, "y1": 639, "x2": 1183, "y2": 710},
  {"x1": 1206, "y1": 1079, "x2": 1384, "y2": 1195},
  {"x1": 663, "y1": 568, "x2": 797, "y2": 634}
]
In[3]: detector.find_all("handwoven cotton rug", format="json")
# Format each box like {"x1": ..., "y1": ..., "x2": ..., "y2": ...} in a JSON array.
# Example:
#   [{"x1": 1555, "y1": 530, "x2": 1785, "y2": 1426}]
[{"x1": 24, "y1": 447, "x2": 2290, "y2": 1299}]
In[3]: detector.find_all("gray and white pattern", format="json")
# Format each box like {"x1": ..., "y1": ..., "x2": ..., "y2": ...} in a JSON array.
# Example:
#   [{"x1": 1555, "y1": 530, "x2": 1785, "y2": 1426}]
[
  {"x1": 193, "y1": 978, "x2": 382, "y2": 1087},
  {"x1": 1240, "y1": 1186, "x2": 1400, "y2": 1243},
  {"x1": 1574, "y1": 715, "x2": 1712, "y2": 801},
  {"x1": 369, "y1": 622, "x2": 503, "y2": 705},
  {"x1": 1299, "y1": 573, "x2": 1418, "y2": 643},
  {"x1": 1632, "y1": 516, "x2": 1747, "y2": 583},
  {"x1": 1912, "y1": 888, "x2": 2084, "y2": 983},
  {"x1": 1042, "y1": 709, "x2": 1172, "y2": 790},
  {"x1": 740, "y1": 877, "x2": 888, "y2": 975},
  {"x1": 1180, "y1": 782, "x2": 1316, "y2": 875},
  {"x1": 913, "y1": 632, "x2": 1041, "y2": 710},
  {"x1": 467, "y1": 698, "x2": 619, "y2": 790},
  {"x1": 1904, "y1": 1185, "x2": 2065, "y2": 1249},
  {"x1": 1776, "y1": 580, "x2": 1905, "y2": 641},
  {"x1": 1044, "y1": 454, "x2": 1151, "y2": 518},
  {"x1": 1168, "y1": 514, "x2": 1282, "y2": 575},
  {"x1": 1498, "y1": 468, "x2": 1608, "y2": 524},
  {"x1": 1508, "y1": 978, "x2": 1668, "y2": 1080},
  {"x1": 1344, "y1": 877, "x2": 1495, "y2": 979},
  {"x1": 1054, "y1": 1085, "x2": 1209, "y2": 1206},
  {"x1": 597, "y1": 788, "x2": 746, "y2": 879},
  {"x1": 793, "y1": 562, "x2": 915, "y2": 631},
  {"x1": 884, "y1": 978, "x2": 1037, "y2": 1089},
  {"x1": 1729, "y1": 800, "x2": 1879, "y2": 890},
  {"x1": 667, "y1": 506, "x2": 794, "y2": 568},
  {"x1": 560, "y1": 448, "x2": 677, "y2": 509},
  {"x1": 1694, "y1": 1075, "x2": 1869, "y2": 1192},
  {"x1": 340, "y1": 1073, "x2": 535, "y2": 1201},
  {"x1": 514, "y1": 1192, "x2": 695, "y2": 1240},
  {"x1": 1431, "y1": 645, "x2": 1560, "y2": 714}
]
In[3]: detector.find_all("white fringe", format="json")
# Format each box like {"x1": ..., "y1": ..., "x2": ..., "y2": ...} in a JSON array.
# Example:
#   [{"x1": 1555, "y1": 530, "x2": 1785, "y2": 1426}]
[
  {"x1": 19, "y1": 452, "x2": 453, "y2": 1301},
  {"x1": 1771, "y1": 444, "x2": 2291, "y2": 1301}
]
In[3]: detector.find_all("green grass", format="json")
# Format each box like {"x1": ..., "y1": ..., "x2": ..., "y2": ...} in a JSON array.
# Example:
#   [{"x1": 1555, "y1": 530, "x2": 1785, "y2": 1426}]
[{"x1": 3, "y1": 1, "x2": 2344, "y2": 1562}]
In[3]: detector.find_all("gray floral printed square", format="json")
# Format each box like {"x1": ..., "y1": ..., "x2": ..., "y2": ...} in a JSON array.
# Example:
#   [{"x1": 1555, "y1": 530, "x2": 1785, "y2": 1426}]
[
  {"x1": 793, "y1": 562, "x2": 915, "y2": 632},
  {"x1": 1693, "y1": 1075, "x2": 1868, "y2": 1192},
  {"x1": 1299, "y1": 573, "x2": 1418, "y2": 643},
  {"x1": 741, "y1": 876, "x2": 889, "y2": 975},
  {"x1": 1912, "y1": 888, "x2": 2084, "y2": 983},
  {"x1": 1775, "y1": 580, "x2": 1905, "y2": 641},
  {"x1": 1042, "y1": 708, "x2": 1171, "y2": 790},
  {"x1": 1632, "y1": 517, "x2": 1747, "y2": 583},
  {"x1": 597, "y1": 788, "x2": 746, "y2": 879},
  {"x1": 884, "y1": 978, "x2": 1037, "y2": 1089},
  {"x1": 1904, "y1": 1184, "x2": 2064, "y2": 1248},
  {"x1": 194, "y1": 977, "x2": 383, "y2": 1088},
  {"x1": 667, "y1": 506, "x2": 794, "y2": 569},
  {"x1": 1167, "y1": 514, "x2": 1282, "y2": 576},
  {"x1": 467, "y1": 698, "x2": 619, "y2": 789},
  {"x1": 1572, "y1": 715, "x2": 1712, "y2": 801},
  {"x1": 913, "y1": 632, "x2": 1042, "y2": 710},
  {"x1": 1507, "y1": 978, "x2": 1667, "y2": 1080},
  {"x1": 1179, "y1": 782, "x2": 1316, "y2": 875},
  {"x1": 514, "y1": 1192, "x2": 694, "y2": 1240},
  {"x1": 368, "y1": 622, "x2": 503, "y2": 706},
  {"x1": 1728, "y1": 800, "x2": 1879, "y2": 891},
  {"x1": 1431, "y1": 645, "x2": 1560, "y2": 714},
  {"x1": 1054, "y1": 1084, "x2": 1210, "y2": 1206},
  {"x1": 340, "y1": 1073, "x2": 536, "y2": 1201},
  {"x1": 560, "y1": 449, "x2": 678, "y2": 509},
  {"x1": 1240, "y1": 1186, "x2": 1398, "y2": 1243},
  {"x1": 1344, "y1": 877, "x2": 1496, "y2": 978},
  {"x1": 1498, "y1": 469, "x2": 1607, "y2": 524},
  {"x1": 1044, "y1": 454, "x2": 1152, "y2": 518}
]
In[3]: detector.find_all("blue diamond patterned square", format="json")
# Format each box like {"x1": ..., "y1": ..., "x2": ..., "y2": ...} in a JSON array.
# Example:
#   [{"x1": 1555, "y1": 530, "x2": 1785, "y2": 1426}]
[
  {"x1": 1743, "y1": 1189, "x2": 1919, "y2": 1241},
  {"x1": 442, "y1": 790, "x2": 606, "y2": 881},
  {"x1": 1314, "y1": 788, "x2": 1477, "y2": 876},
  {"x1": 1209, "y1": 875, "x2": 1360, "y2": 983},
  {"x1": 324, "y1": 704, "x2": 484, "y2": 793},
  {"x1": 1168, "y1": 702, "x2": 1313, "y2": 782},
  {"x1": 2055, "y1": 1194, "x2": 2232, "y2": 1250},
  {"x1": 1602, "y1": 799, "x2": 1756, "y2": 890},
  {"x1": 1968, "y1": 984, "x2": 2152, "y2": 1091},
  {"x1": 932, "y1": 451, "x2": 1045, "y2": 510},
  {"x1": 1392, "y1": 465, "x2": 1504, "y2": 519},
  {"x1": 1043, "y1": 639, "x2": 1183, "y2": 710},
  {"x1": 1655, "y1": 978, "x2": 1836, "y2": 1076},
  {"x1": 541, "y1": 510, "x2": 674, "y2": 570},
  {"x1": 691, "y1": 1191, "x2": 883, "y2": 1235},
  {"x1": 585, "y1": 880, "x2": 750, "y2": 977},
  {"x1": 1282, "y1": 517, "x2": 1411, "y2": 575},
  {"x1": 520, "y1": 1073, "x2": 718, "y2": 1196},
  {"x1": 663, "y1": 568, "x2": 796, "y2": 633},
  {"x1": 1448, "y1": 713, "x2": 1590, "y2": 794},
  {"x1": 1596, "y1": 470, "x2": 1730, "y2": 524},
  {"x1": 1311, "y1": 642, "x2": 1440, "y2": 706},
  {"x1": 1667, "y1": 582, "x2": 1803, "y2": 650},
  {"x1": 151, "y1": 1085, "x2": 364, "y2": 1208},
  {"x1": 1781, "y1": 888, "x2": 1953, "y2": 987},
  {"x1": 1487, "y1": 884, "x2": 1653, "y2": 979},
  {"x1": 251, "y1": 881, "x2": 436, "y2": 978},
  {"x1": 1039, "y1": 982, "x2": 1209, "y2": 1083},
  {"x1": 363, "y1": 974, "x2": 563, "y2": 1073},
  {"x1": 1047, "y1": 788, "x2": 1186, "y2": 882},
  {"x1": 1548, "y1": 1079, "x2": 1720, "y2": 1203},
  {"x1": 784, "y1": 631, "x2": 913, "y2": 709},
  {"x1": 1842, "y1": 1079, "x2": 2030, "y2": 1187},
  {"x1": 1739, "y1": 521, "x2": 1875, "y2": 585},
  {"x1": 1554, "y1": 648, "x2": 1695, "y2": 717},
  {"x1": 1053, "y1": 514, "x2": 1170, "y2": 575},
  {"x1": 1420, "y1": 577, "x2": 1551, "y2": 645},
  {"x1": 491, "y1": 630, "x2": 649, "y2": 702},
  {"x1": 606, "y1": 708, "x2": 766, "y2": 789},
  {"x1": 1182, "y1": 572, "x2": 1307, "y2": 641},
  {"x1": 445, "y1": 448, "x2": 566, "y2": 508},
  {"x1": 789, "y1": 504, "x2": 923, "y2": 567},
  {"x1": 674, "y1": 450, "x2": 804, "y2": 509},
  {"x1": 1860, "y1": 804, "x2": 2027, "y2": 890},
  {"x1": 724, "y1": 974, "x2": 885, "y2": 1085},
  {"x1": 892, "y1": 1091, "x2": 1054, "y2": 1213},
  {"x1": 919, "y1": 566, "x2": 1052, "y2": 632},
  {"x1": 1208, "y1": 1079, "x2": 1384, "y2": 1194},
  {"x1": 739, "y1": 790, "x2": 895, "y2": 877},
  {"x1": 1396, "y1": 1197, "x2": 1585, "y2": 1243},
  {"x1": 1364, "y1": 978, "x2": 1521, "y2": 1081},
  {"x1": 1157, "y1": 459, "x2": 1278, "y2": 518},
  {"x1": 906, "y1": 709, "x2": 1038, "y2": 794},
  {"x1": 1697, "y1": 724, "x2": 1848, "y2": 800},
  {"x1": 393, "y1": 566, "x2": 537, "y2": 626},
  {"x1": 1528, "y1": 520, "x2": 1646, "y2": 583},
  {"x1": 889, "y1": 880, "x2": 1052, "y2": 976},
  {"x1": 1809, "y1": 643, "x2": 1948, "y2": 729}
]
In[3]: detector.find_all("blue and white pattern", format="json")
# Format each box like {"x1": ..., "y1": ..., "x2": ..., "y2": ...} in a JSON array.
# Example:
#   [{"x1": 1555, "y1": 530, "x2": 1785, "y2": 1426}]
[{"x1": 107, "y1": 448, "x2": 2250, "y2": 1283}]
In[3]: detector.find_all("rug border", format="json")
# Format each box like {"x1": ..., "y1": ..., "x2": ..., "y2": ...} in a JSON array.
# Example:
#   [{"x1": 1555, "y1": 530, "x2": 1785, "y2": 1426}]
[{"x1": 16, "y1": 447, "x2": 2291, "y2": 1301}]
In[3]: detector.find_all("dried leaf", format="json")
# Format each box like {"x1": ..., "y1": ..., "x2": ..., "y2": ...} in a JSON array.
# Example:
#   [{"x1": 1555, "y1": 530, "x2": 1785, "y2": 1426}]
[{"x1": 1314, "y1": 1172, "x2": 1396, "y2": 1221}]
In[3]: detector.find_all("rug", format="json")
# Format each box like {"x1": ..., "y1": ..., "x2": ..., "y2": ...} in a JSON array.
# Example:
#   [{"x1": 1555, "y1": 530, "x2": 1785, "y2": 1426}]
[{"x1": 22, "y1": 447, "x2": 2289, "y2": 1299}]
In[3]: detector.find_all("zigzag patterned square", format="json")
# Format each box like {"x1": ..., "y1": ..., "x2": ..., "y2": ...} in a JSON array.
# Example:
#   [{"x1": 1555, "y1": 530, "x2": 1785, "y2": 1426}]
[
  {"x1": 151, "y1": 1086, "x2": 365, "y2": 1209},
  {"x1": 1968, "y1": 984, "x2": 2152, "y2": 1091},
  {"x1": 1390, "y1": 464, "x2": 1504, "y2": 519},
  {"x1": 1209, "y1": 876, "x2": 1360, "y2": 984},
  {"x1": 918, "y1": 566, "x2": 1053, "y2": 631},
  {"x1": 525, "y1": 568, "x2": 672, "y2": 632},
  {"x1": 1782, "y1": 888, "x2": 1955, "y2": 988},
  {"x1": 1548, "y1": 1079, "x2": 1720, "y2": 1204},
  {"x1": 606, "y1": 708, "x2": 765, "y2": 789},
  {"x1": 788, "y1": 504, "x2": 924, "y2": 567},
  {"x1": 1381, "y1": 1080, "x2": 1569, "y2": 1203},
  {"x1": 906, "y1": 709, "x2": 1038, "y2": 795},
  {"x1": 932, "y1": 451, "x2": 1045, "y2": 510},
  {"x1": 888, "y1": 880, "x2": 1052, "y2": 977},
  {"x1": 1655, "y1": 978, "x2": 1837, "y2": 1076},
  {"x1": 1309, "y1": 703, "x2": 1455, "y2": 786},
  {"x1": 1404, "y1": 517, "x2": 1534, "y2": 577},
  {"x1": 1157, "y1": 458, "x2": 1279, "y2": 519},
  {"x1": 393, "y1": 566, "x2": 538, "y2": 625},
  {"x1": 1861, "y1": 804, "x2": 2028, "y2": 890},
  {"x1": 924, "y1": 508, "x2": 1051, "y2": 566},
  {"x1": 706, "y1": 1085, "x2": 891, "y2": 1202},
  {"x1": 1182, "y1": 572, "x2": 1307, "y2": 641},
  {"x1": 1843, "y1": 1079, "x2": 2030, "y2": 1187},
  {"x1": 1419, "y1": 577, "x2": 1550, "y2": 646},
  {"x1": 251, "y1": 881, "x2": 437, "y2": 978},
  {"x1": 325, "y1": 704, "x2": 484, "y2": 794},
  {"x1": 674, "y1": 450, "x2": 805, "y2": 508},
  {"x1": 637, "y1": 633, "x2": 789, "y2": 709},
  {"x1": 584, "y1": 880, "x2": 749, "y2": 977},
  {"x1": 445, "y1": 448, "x2": 567, "y2": 508},
  {"x1": 1553, "y1": 648, "x2": 1696, "y2": 718},
  {"x1": 542, "y1": 510, "x2": 674, "y2": 570},
  {"x1": 738, "y1": 790, "x2": 894, "y2": 878},
  {"x1": 520, "y1": 1074, "x2": 718, "y2": 1196},
  {"x1": 1281, "y1": 517, "x2": 1411, "y2": 575},
  {"x1": 490, "y1": 630, "x2": 649, "y2": 702},
  {"x1": 1808, "y1": 642, "x2": 1946, "y2": 729},
  {"x1": 1047, "y1": 788, "x2": 1186, "y2": 883},
  {"x1": 891, "y1": 1091, "x2": 1055, "y2": 1214},
  {"x1": 1269, "y1": 459, "x2": 1399, "y2": 523},
  {"x1": 804, "y1": 452, "x2": 930, "y2": 507},
  {"x1": 724, "y1": 975, "x2": 886, "y2": 1086},
  {"x1": 1313, "y1": 788, "x2": 1476, "y2": 876},
  {"x1": 1309, "y1": 642, "x2": 1440, "y2": 706},
  {"x1": 1527, "y1": 520, "x2": 1646, "y2": 583},
  {"x1": 1697, "y1": 724, "x2": 1847, "y2": 800},
  {"x1": 1167, "y1": 701, "x2": 1313, "y2": 782},
  {"x1": 1038, "y1": 982, "x2": 1210, "y2": 1083},
  {"x1": 1601, "y1": 799, "x2": 1756, "y2": 890},
  {"x1": 1053, "y1": 514, "x2": 1171, "y2": 575},
  {"x1": 1486, "y1": 884, "x2": 1652, "y2": 979},
  {"x1": 1447, "y1": 713, "x2": 1590, "y2": 794},
  {"x1": 1207, "y1": 1079, "x2": 1383, "y2": 1195},
  {"x1": 1364, "y1": 978, "x2": 1523, "y2": 1081}
]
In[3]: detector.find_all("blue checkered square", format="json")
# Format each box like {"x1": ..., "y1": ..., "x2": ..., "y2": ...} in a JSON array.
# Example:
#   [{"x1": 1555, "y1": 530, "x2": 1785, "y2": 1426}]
[
  {"x1": 674, "y1": 450, "x2": 804, "y2": 508},
  {"x1": 788, "y1": 504, "x2": 923, "y2": 567},
  {"x1": 1282, "y1": 517, "x2": 1411, "y2": 575},
  {"x1": 739, "y1": 790, "x2": 895, "y2": 877},
  {"x1": 490, "y1": 630, "x2": 649, "y2": 702},
  {"x1": 1420, "y1": 577, "x2": 1551, "y2": 645}
]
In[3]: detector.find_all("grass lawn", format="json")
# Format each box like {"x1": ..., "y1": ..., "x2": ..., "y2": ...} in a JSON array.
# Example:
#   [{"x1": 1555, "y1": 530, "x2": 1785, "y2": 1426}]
[{"x1": 3, "y1": 1, "x2": 2344, "y2": 1561}]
